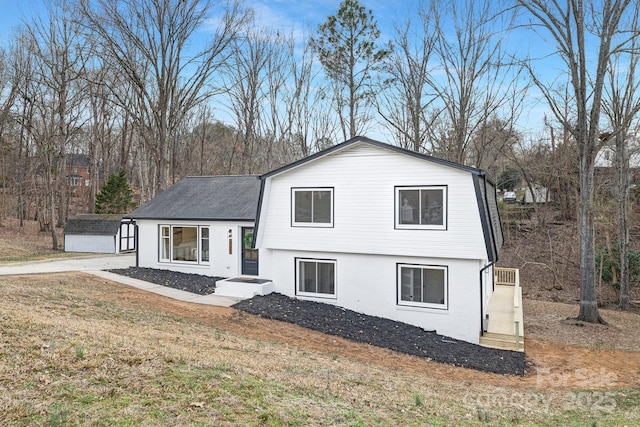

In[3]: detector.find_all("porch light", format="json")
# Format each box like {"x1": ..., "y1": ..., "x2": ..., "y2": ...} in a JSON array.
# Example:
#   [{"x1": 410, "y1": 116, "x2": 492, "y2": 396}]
[{"x1": 227, "y1": 229, "x2": 232, "y2": 238}]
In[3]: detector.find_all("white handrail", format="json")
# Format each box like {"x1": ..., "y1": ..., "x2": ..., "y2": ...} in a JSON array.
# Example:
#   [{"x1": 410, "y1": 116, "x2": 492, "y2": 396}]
[
  {"x1": 513, "y1": 269, "x2": 522, "y2": 350},
  {"x1": 494, "y1": 267, "x2": 523, "y2": 350}
]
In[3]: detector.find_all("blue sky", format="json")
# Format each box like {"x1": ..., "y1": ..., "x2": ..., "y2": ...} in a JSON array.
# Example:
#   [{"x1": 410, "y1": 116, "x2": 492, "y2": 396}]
[{"x1": 0, "y1": 0, "x2": 555, "y2": 140}]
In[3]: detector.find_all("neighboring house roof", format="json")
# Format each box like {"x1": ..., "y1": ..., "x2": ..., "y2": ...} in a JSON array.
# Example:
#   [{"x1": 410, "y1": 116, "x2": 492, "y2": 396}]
[
  {"x1": 66, "y1": 153, "x2": 92, "y2": 168},
  {"x1": 64, "y1": 214, "x2": 123, "y2": 236},
  {"x1": 128, "y1": 175, "x2": 261, "y2": 221},
  {"x1": 256, "y1": 136, "x2": 504, "y2": 262}
]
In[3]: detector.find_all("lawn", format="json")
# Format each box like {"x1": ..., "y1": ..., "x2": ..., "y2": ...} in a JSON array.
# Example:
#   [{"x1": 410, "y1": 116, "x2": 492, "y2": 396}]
[{"x1": 1, "y1": 272, "x2": 639, "y2": 426}]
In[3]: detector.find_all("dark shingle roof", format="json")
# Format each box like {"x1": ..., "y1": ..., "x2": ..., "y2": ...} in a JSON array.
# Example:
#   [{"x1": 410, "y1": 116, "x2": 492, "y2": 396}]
[
  {"x1": 64, "y1": 214, "x2": 123, "y2": 236},
  {"x1": 128, "y1": 175, "x2": 261, "y2": 221}
]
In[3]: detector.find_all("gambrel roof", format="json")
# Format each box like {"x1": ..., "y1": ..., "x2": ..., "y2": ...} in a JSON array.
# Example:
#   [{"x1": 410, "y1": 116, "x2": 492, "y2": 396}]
[
  {"x1": 128, "y1": 175, "x2": 261, "y2": 221},
  {"x1": 256, "y1": 136, "x2": 504, "y2": 262}
]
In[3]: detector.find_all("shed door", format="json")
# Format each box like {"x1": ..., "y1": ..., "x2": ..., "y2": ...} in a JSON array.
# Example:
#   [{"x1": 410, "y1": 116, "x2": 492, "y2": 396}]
[
  {"x1": 119, "y1": 220, "x2": 136, "y2": 252},
  {"x1": 241, "y1": 227, "x2": 258, "y2": 276}
]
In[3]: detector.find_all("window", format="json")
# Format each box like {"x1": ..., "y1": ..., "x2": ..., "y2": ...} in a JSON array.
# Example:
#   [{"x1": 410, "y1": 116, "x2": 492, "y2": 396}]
[
  {"x1": 159, "y1": 225, "x2": 210, "y2": 264},
  {"x1": 296, "y1": 258, "x2": 336, "y2": 298},
  {"x1": 68, "y1": 175, "x2": 82, "y2": 187},
  {"x1": 398, "y1": 264, "x2": 447, "y2": 309},
  {"x1": 396, "y1": 186, "x2": 446, "y2": 229},
  {"x1": 201, "y1": 228, "x2": 209, "y2": 262},
  {"x1": 160, "y1": 226, "x2": 170, "y2": 261},
  {"x1": 292, "y1": 188, "x2": 333, "y2": 227}
]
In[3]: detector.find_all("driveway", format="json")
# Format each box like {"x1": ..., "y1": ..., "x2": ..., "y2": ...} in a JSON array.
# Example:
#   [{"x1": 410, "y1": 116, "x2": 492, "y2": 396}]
[
  {"x1": 0, "y1": 254, "x2": 135, "y2": 276},
  {"x1": 0, "y1": 253, "x2": 240, "y2": 307}
]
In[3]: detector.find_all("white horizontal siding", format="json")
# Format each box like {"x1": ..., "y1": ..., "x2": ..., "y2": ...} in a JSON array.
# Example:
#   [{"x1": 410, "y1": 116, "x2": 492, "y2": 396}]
[
  {"x1": 259, "y1": 144, "x2": 487, "y2": 260},
  {"x1": 259, "y1": 248, "x2": 482, "y2": 343},
  {"x1": 136, "y1": 219, "x2": 253, "y2": 278},
  {"x1": 64, "y1": 235, "x2": 116, "y2": 254}
]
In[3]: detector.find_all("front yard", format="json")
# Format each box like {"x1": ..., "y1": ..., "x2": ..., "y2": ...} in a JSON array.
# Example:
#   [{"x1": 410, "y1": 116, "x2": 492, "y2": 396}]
[{"x1": 1, "y1": 272, "x2": 639, "y2": 426}]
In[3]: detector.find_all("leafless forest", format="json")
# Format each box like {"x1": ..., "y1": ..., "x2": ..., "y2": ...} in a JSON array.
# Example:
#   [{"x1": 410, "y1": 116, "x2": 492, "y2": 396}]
[{"x1": 0, "y1": 0, "x2": 639, "y2": 314}]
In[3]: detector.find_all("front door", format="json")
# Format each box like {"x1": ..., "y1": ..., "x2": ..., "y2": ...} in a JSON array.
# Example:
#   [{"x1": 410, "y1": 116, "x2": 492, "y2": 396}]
[{"x1": 241, "y1": 227, "x2": 258, "y2": 275}]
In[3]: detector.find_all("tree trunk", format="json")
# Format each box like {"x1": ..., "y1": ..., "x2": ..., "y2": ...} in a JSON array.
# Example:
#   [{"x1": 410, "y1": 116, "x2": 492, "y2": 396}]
[
  {"x1": 576, "y1": 155, "x2": 605, "y2": 323},
  {"x1": 46, "y1": 167, "x2": 59, "y2": 251},
  {"x1": 617, "y1": 135, "x2": 630, "y2": 309}
]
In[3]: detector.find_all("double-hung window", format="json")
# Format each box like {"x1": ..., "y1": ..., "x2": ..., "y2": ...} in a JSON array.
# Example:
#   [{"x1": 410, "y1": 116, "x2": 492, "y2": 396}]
[
  {"x1": 292, "y1": 188, "x2": 333, "y2": 227},
  {"x1": 396, "y1": 186, "x2": 446, "y2": 229},
  {"x1": 296, "y1": 258, "x2": 336, "y2": 298},
  {"x1": 397, "y1": 264, "x2": 447, "y2": 309},
  {"x1": 159, "y1": 225, "x2": 210, "y2": 264}
]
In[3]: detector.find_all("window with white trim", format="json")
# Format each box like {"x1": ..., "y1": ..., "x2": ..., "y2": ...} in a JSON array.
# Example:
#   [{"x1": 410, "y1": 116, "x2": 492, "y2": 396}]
[
  {"x1": 396, "y1": 186, "x2": 446, "y2": 229},
  {"x1": 292, "y1": 188, "x2": 333, "y2": 227},
  {"x1": 159, "y1": 225, "x2": 210, "y2": 264},
  {"x1": 397, "y1": 264, "x2": 447, "y2": 309},
  {"x1": 296, "y1": 258, "x2": 336, "y2": 298}
]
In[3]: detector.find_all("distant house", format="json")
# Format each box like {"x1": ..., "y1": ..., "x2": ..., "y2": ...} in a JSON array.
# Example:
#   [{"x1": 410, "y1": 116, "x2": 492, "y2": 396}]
[
  {"x1": 65, "y1": 154, "x2": 92, "y2": 196},
  {"x1": 595, "y1": 143, "x2": 640, "y2": 192},
  {"x1": 522, "y1": 185, "x2": 553, "y2": 204},
  {"x1": 127, "y1": 175, "x2": 261, "y2": 278},
  {"x1": 64, "y1": 214, "x2": 133, "y2": 254},
  {"x1": 127, "y1": 137, "x2": 515, "y2": 347}
]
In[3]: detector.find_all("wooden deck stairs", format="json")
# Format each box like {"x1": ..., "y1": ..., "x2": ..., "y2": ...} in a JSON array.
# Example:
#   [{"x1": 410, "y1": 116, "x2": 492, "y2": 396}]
[{"x1": 479, "y1": 268, "x2": 525, "y2": 352}]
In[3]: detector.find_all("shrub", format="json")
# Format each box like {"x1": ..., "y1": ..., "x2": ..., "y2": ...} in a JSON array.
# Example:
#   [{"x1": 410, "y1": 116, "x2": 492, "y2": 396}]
[
  {"x1": 94, "y1": 170, "x2": 134, "y2": 214},
  {"x1": 596, "y1": 243, "x2": 640, "y2": 290}
]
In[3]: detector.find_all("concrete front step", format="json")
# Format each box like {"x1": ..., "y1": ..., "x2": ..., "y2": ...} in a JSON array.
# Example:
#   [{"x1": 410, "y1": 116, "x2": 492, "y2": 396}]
[
  {"x1": 480, "y1": 333, "x2": 525, "y2": 352},
  {"x1": 215, "y1": 277, "x2": 274, "y2": 299}
]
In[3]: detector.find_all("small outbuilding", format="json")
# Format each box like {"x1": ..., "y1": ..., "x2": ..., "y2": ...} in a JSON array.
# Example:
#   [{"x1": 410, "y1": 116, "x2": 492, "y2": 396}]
[
  {"x1": 522, "y1": 185, "x2": 553, "y2": 204},
  {"x1": 64, "y1": 214, "x2": 133, "y2": 254}
]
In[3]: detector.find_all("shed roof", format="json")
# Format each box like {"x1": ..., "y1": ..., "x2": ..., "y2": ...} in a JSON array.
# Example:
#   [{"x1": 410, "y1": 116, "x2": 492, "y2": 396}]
[
  {"x1": 64, "y1": 214, "x2": 123, "y2": 236},
  {"x1": 128, "y1": 175, "x2": 261, "y2": 221}
]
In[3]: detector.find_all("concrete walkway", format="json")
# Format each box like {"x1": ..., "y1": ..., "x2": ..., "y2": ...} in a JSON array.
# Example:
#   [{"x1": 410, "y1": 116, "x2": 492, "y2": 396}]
[{"x1": 0, "y1": 254, "x2": 241, "y2": 307}]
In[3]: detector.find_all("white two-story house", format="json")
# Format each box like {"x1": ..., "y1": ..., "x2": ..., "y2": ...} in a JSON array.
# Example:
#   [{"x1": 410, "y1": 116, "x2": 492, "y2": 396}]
[
  {"x1": 253, "y1": 137, "x2": 503, "y2": 344},
  {"x1": 128, "y1": 137, "x2": 508, "y2": 346}
]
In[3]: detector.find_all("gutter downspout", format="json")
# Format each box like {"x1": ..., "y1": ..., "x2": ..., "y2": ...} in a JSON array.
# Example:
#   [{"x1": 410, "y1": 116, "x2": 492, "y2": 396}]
[
  {"x1": 135, "y1": 223, "x2": 139, "y2": 268},
  {"x1": 479, "y1": 262, "x2": 495, "y2": 335}
]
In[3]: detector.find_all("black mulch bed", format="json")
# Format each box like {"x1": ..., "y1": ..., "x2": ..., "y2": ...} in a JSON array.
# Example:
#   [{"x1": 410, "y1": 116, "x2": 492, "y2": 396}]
[
  {"x1": 108, "y1": 267, "x2": 223, "y2": 295},
  {"x1": 107, "y1": 268, "x2": 528, "y2": 376},
  {"x1": 234, "y1": 293, "x2": 529, "y2": 376}
]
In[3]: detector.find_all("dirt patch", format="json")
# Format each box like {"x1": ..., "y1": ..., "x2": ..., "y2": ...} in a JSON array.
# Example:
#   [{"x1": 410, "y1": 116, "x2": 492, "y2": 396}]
[
  {"x1": 234, "y1": 293, "x2": 527, "y2": 375},
  {"x1": 2, "y1": 218, "x2": 640, "y2": 392},
  {"x1": 524, "y1": 299, "x2": 640, "y2": 352},
  {"x1": 106, "y1": 268, "x2": 526, "y2": 375},
  {"x1": 93, "y1": 274, "x2": 638, "y2": 390},
  {"x1": 0, "y1": 219, "x2": 63, "y2": 259}
]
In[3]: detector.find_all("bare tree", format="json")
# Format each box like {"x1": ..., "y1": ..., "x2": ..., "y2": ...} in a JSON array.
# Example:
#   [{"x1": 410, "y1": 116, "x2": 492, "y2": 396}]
[
  {"x1": 78, "y1": 0, "x2": 249, "y2": 197},
  {"x1": 281, "y1": 33, "x2": 320, "y2": 158},
  {"x1": 601, "y1": 8, "x2": 640, "y2": 309},
  {"x1": 221, "y1": 21, "x2": 273, "y2": 174},
  {"x1": 425, "y1": 0, "x2": 522, "y2": 165},
  {"x1": 9, "y1": 30, "x2": 39, "y2": 227},
  {"x1": 517, "y1": 0, "x2": 640, "y2": 323},
  {"x1": 378, "y1": 3, "x2": 437, "y2": 152},
  {"x1": 0, "y1": 46, "x2": 20, "y2": 224},
  {"x1": 24, "y1": 1, "x2": 88, "y2": 249}
]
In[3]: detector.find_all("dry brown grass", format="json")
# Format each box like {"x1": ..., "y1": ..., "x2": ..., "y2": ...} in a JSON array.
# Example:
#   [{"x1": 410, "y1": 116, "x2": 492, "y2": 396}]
[
  {"x1": 0, "y1": 273, "x2": 639, "y2": 426},
  {"x1": 1, "y1": 218, "x2": 640, "y2": 425},
  {"x1": 0, "y1": 218, "x2": 65, "y2": 261}
]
